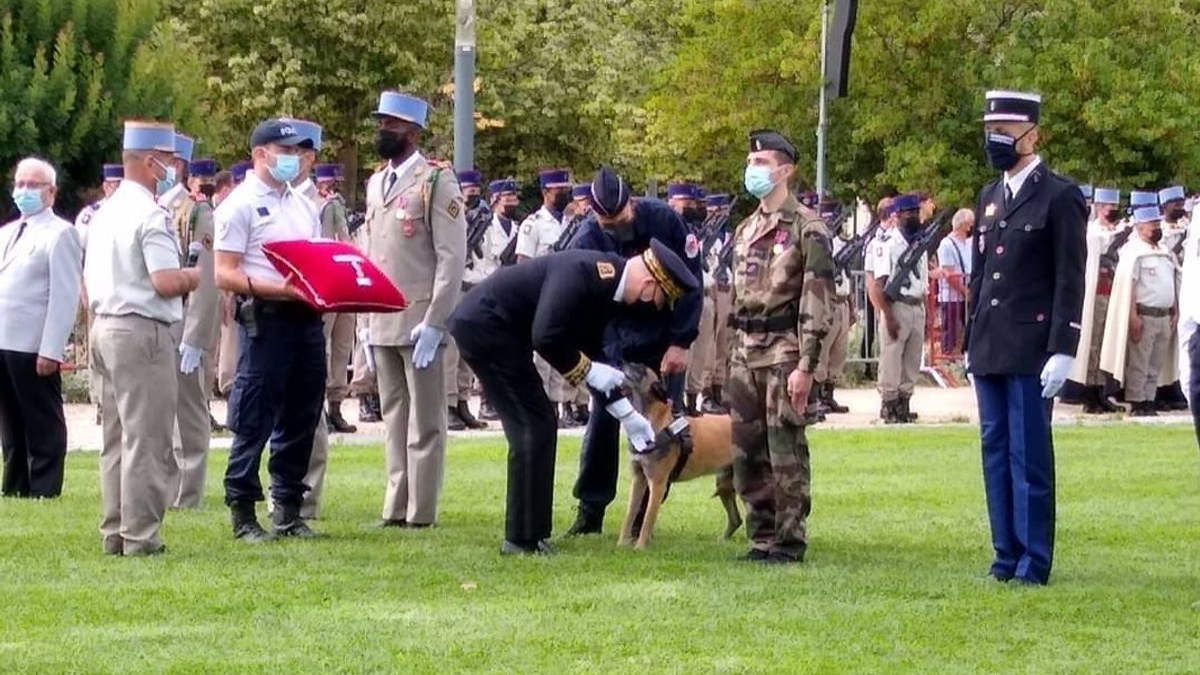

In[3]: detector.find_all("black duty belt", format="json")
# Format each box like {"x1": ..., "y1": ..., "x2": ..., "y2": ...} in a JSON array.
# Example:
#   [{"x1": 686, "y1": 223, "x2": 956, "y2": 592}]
[
  {"x1": 895, "y1": 296, "x2": 923, "y2": 306},
  {"x1": 1136, "y1": 304, "x2": 1172, "y2": 318},
  {"x1": 257, "y1": 299, "x2": 320, "y2": 320},
  {"x1": 729, "y1": 308, "x2": 798, "y2": 333}
]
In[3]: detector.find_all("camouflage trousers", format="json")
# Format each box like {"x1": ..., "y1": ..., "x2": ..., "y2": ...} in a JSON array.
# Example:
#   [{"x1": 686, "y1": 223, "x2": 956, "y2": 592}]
[{"x1": 726, "y1": 357, "x2": 812, "y2": 556}]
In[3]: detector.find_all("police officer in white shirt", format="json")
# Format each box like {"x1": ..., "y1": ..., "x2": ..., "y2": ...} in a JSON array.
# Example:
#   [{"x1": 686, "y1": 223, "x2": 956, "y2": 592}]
[
  {"x1": 0, "y1": 157, "x2": 83, "y2": 499},
  {"x1": 214, "y1": 118, "x2": 325, "y2": 542},
  {"x1": 514, "y1": 169, "x2": 572, "y2": 262},
  {"x1": 85, "y1": 121, "x2": 200, "y2": 556}
]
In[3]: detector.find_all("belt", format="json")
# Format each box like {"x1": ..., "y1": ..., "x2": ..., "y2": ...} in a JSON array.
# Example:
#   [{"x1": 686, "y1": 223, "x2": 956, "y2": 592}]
[
  {"x1": 256, "y1": 299, "x2": 320, "y2": 320},
  {"x1": 729, "y1": 309, "x2": 798, "y2": 333},
  {"x1": 1136, "y1": 304, "x2": 1172, "y2": 317},
  {"x1": 895, "y1": 296, "x2": 923, "y2": 306},
  {"x1": 95, "y1": 313, "x2": 171, "y2": 327}
]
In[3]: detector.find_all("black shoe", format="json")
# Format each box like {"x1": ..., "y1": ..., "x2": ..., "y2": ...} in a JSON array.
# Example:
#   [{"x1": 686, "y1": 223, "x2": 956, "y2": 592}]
[
  {"x1": 327, "y1": 401, "x2": 358, "y2": 433},
  {"x1": 882, "y1": 400, "x2": 903, "y2": 424},
  {"x1": 821, "y1": 382, "x2": 850, "y2": 414},
  {"x1": 737, "y1": 548, "x2": 770, "y2": 562},
  {"x1": 378, "y1": 518, "x2": 407, "y2": 528},
  {"x1": 230, "y1": 502, "x2": 273, "y2": 543},
  {"x1": 766, "y1": 550, "x2": 805, "y2": 565},
  {"x1": 479, "y1": 400, "x2": 499, "y2": 421},
  {"x1": 898, "y1": 396, "x2": 919, "y2": 422},
  {"x1": 685, "y1": 393, "x2": 701, "y2": 417},
  {"x1": 272, "y1": 503, "x2": 321, "y2": 538},
  {"x1": 447, "y1": 405, "x2": 467, "y2": 431},
  {"x1": 358, "y1": 394, "x2": 382, "y2": 423},
  {"x1": 1097, "y1": 395, "x2": 1125, "y2": 413},
  {"x1": 457, "y1": 400, "x2": 488, "y2": 430},
  {"x1": 572, "y1": 404, "x2": 590, "y2": 425},
  {"x1": 1081, "y1": 386, "x2": 1104, "y2": 414},
  {"x1": 500, "y1": 539, "x2": 555, "y2": 556},
  {"x1": 1130, "y1": 401, "x2": 1158, "y2": 417},
  {"x1": 565, "y1": 505, "x2": 604, "y2": 536}
]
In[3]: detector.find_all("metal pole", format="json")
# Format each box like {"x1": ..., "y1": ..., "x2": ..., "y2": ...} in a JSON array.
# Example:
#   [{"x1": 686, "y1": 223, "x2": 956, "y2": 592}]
[
  {"x1": 645, "y1": 178, "x2": 658, "y2": 199},
  {"x1": 453, "y1": 0, "x2": 476, "y2": 172},
  {"x1": 816, "y1": 0, "x2": 829, "y2": 197}
]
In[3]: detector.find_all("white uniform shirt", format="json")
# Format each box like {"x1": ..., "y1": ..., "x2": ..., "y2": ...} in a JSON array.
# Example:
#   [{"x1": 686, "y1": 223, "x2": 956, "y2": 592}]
[
  {"x1": 1132, "y1": 250, "x2": 1177, "y2": 309},
  {"x1": 73, "y1": 201, "x2": 102, "y2": 250},
  {"x1": 84, "y1": 181, "x2": 182, "y2": 323},
  {"x1": 936, "y1": 234, "x2": 972, "y2": 302},
  {"x1": 214, "y1": 172, "x2": 321, "y2": 284},
  {"x1": 514, "y1": 205, "x2": 563, "y2": 259},
  {"x1": 873, "y1": 229, "x2": 928, "y2": 299},
  {"x1": 863, "y1": 227, "x2": 890, "y2": 276},
  {"x1": 463, "y1": 212, "x2": 514, "y2": 285},
  {"x1": 0, "y1": 209, "x2": 83, "y2": 360}
]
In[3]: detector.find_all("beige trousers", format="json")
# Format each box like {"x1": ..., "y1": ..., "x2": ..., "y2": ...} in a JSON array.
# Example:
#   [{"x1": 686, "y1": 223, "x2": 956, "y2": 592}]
[
  {"x1": 92, "y1": 315, "x2": 177, "y2": 555},
  {"x1": 877, "y1": 302, "x2": 925, "y2": 401},
  {"x1": 350, "y1": 313, "x2": 377, "y2": 396},
  {"x1": 375, "y1": 345, "x2": 446, "y2": 524},
  {"x1": 324, "y1": 312, "x2": 355, "y2": 403},
  {"x1": 443, "y1": 337, "x2": 477, "y2": 406},
  {"x1": 688, "y1": 294, "x2": 716, "y2": 394},
  {"x1": 704, "y1": 288, "x2": 733, "y2": 388},
  {"x1": 216, "y1": 294, "x2": 239, "y2": 397},
  {"x1": 168, "y1": 320, "x2": 213, "y2": 510},
  {"x1": 1125, "y1": 313, "x2": 1171, "y2": 402}
]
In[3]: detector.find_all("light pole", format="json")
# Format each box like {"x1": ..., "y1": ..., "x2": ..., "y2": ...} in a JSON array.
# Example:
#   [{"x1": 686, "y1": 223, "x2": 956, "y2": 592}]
[{"x1": 453, "y1": 0, "x2": 476, "y2": 172}]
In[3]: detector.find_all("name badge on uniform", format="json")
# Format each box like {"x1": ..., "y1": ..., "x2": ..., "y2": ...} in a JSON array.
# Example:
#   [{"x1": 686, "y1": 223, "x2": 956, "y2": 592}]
[{"x1": 984, "y1": 203, "x2": 996, "y2": 218}]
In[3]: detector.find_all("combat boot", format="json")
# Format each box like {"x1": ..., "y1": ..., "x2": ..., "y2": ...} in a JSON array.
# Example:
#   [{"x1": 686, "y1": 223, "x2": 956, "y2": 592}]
[
  {"x1": 1081, "y1": 386, "x2": 1104, "y2": 414},
  {"x1": 358, "y1": 393, "x2": 382, "y2": 423},
  {"x1": 882, "y1": 400, "x2": 903, "y2": 424},
  {"x1": 457, "y1": 400, "x2": 487, "y2": 429},
  {"x1": 447, "y1": 405, "x2": 467, "y2": 431},
  {"x1": 821, "y1": 381, "x2": 850, "y2": 414},
  {"x1": 327, "y1": 401, "x2": 358, "y2": 433},
  {"x1": 684, "y1": 393, "x2": 701, "y2": 417},
  {"x1": 701, "y1": 385, "x2": 729, "y2": 414},
  {"x1": 898, "y1": 396, "x2": 919, "y2": 423},
  {"x1": 565, "y1": 503, "x2": 604, "y2": 536},
  {"x1": 807, "y1": 386, "x2": 829, "y2": 421},
  {"x1": 230, "y1": 501, "x2": 272, "y2": 543},
  {"x1": 272, "y1": 502, "x2": 321, "y2": 538},
  {"x1": 479, "y1": 398, "x2": 500, "y2": 421},
  {"x1": 1097, "y1": 391, "x2": 1125, "y2": 413}
]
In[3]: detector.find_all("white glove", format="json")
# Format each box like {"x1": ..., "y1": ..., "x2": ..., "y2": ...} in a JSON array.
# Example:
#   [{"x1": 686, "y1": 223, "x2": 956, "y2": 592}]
[
  {"x1": 606, "y1": 398, "x2": 656, "y2": 453},
  {"x1": 409, "y1": 322, "x2": 445, "y2": 370},
  {"x1": 358, "y1": 327, "x2": 375, "y2": 373},
  {"x1": 584, "y1": 361, "x2": 625, "y2": 395},
  {"x1": 178, "y1": 343, "x2": 203, "y2": 375},
  {"x1": 1040, "y1": 353, "x2": 1074, "y2": 399}
]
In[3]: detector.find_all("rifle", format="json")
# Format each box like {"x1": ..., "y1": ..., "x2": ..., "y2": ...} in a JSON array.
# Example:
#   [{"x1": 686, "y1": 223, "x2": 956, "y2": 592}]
[
  {"x1": 464, "y1": 204, "x2": 493, "y2": 268},
  {"x1": 346, "y1": 210, "x2": 366, "y2": 236},
  {"x1": 1172, "y1": 230, "x2": 1187, "y2": 259},
  {"x1": 883, "y1": 209, "x2": 953, "y2": 303},
  {"x1": 553, "y1": 213, "x2": 585, "y2": 252},
  {"x1": 832, "y1": 216, "x2": 880, "y2": 273},
  {"x1": 1099, "y1": 225, "x2": 1133, "y2": 271}
]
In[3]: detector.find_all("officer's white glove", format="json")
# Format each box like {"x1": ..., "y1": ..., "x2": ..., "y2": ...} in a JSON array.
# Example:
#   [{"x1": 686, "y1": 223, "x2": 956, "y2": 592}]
[
  {"x1": 409, "y1": 323, "x2": 445, "y2": 370},
  {"x1": 606, "y1": 398, "x2": 656, "y2": 454},
  {"x1": 1040, "y1": 353, "x2": 1074, "y2": 399},
  {"x1": 584, "y1": 361, "x2": 625, "y2": 395},
  {"x1": 358, "y1": 327, "x2": 375, "y2": 373},
  {"x1": 178, "y1": 343, "x2": 203, "y2": 375}
]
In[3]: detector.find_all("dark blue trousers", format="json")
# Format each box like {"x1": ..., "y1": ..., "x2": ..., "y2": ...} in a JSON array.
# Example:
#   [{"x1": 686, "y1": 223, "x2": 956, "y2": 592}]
[
  {"x1": 974, "y1": 374, "x2": 1056, "y2": 585},
  {"x1": 224, "y1": 309, "x2": 326, "y2": 507}
]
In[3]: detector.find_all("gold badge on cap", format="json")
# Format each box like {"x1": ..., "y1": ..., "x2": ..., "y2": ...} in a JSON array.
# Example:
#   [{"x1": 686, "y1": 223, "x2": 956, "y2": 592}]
[{"x1": 596, "y1": 261, "x2": 616, "y2": 280}]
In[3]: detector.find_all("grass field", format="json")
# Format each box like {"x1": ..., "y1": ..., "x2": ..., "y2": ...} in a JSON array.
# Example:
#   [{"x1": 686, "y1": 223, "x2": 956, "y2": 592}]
[{"x1": 2, "y1": 425, "x2": 1198, "y2": 674}]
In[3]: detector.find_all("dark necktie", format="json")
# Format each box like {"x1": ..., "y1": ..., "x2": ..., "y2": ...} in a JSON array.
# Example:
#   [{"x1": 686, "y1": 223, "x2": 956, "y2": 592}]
[
  {"x1": 3, "y1": 221, "x2": 26, "y2": 260},
  {"x1": 1005, "y1": 184, "x2": 1014, "y2": 208},
  {"x1": 385, "y1": 170, "x2": 398, "y2": 196}
]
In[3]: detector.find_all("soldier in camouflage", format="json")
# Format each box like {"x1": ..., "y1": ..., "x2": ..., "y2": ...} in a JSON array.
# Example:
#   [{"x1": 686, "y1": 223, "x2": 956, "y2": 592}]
[{"x1": 726, "y1": 129, "x2": 834, "y2": 564}]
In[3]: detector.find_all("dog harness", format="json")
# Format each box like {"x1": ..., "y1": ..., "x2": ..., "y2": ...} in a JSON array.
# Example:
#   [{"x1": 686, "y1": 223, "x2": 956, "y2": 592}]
[{"x1": 654, "y1": 416, "x2": 694, "y2": 483}]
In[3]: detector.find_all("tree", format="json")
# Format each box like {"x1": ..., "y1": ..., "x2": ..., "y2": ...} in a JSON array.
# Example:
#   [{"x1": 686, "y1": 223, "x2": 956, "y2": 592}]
[{"x1": 0, "y1": 0, "x2": 211, "y2": 216}]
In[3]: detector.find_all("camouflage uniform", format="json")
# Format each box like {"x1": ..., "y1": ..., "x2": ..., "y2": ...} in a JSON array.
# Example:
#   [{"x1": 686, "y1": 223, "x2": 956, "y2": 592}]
[{"x1": 727, "y1": 193, "x2": 834, "y2": 557}]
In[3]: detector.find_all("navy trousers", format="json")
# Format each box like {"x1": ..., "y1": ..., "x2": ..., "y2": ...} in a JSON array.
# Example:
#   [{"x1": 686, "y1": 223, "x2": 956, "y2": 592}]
[
  {"x1": 974, "y1": 374, "x2": 1056, "y2": 585},
  {"x1": 224, "y1": 308, "x2": 326, "y2": 507}
]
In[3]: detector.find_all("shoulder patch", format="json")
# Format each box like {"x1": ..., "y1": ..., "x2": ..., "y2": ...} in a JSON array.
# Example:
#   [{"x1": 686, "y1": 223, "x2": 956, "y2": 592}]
[
  {"x1": 596, "y1": 261, "x2": 616, "y2": 280},
  {"x1": 256, "y1": 206, "x2": 270, "y2": 217},
  {"x1": 684, "y1": 233, "x2": 700, "y2": 259},
  {"x1": 522, "y1": 222, "x2": 531, "y2": 235},
  {"x1": 447, "y1": 199, "x2": 461, "y2": 219},
  {"x1": 80, "y1": 211, "x2": 92, "y2": 225}
]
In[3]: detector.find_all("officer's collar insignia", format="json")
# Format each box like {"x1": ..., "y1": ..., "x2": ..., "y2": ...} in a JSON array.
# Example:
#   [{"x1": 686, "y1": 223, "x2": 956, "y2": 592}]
[
  {"x1": 256, "y1": 206, "x2": 270, "y2": 217},
  {"x1": 596, "y1": 261, "x2": 616, "y2": 280},
  {"x1": 984, "y1": 203, "x2": 996, "y2": 217}
]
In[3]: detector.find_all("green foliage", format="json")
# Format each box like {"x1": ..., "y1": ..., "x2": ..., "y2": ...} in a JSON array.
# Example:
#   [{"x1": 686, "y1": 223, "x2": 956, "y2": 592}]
[{"x1": 0, "y1": 0, "x2": 210, "y2": 215}]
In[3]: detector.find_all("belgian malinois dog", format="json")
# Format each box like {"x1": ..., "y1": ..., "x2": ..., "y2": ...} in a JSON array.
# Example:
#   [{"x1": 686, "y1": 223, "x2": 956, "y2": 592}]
[{"x1": 618, "y1": 363, "x2": 741, "y2": 550}]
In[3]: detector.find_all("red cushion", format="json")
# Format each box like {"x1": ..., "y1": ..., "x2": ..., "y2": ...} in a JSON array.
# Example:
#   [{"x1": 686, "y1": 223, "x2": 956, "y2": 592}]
[{"x1": 262, "y1": 239, "x2": 407, "y2": 313}]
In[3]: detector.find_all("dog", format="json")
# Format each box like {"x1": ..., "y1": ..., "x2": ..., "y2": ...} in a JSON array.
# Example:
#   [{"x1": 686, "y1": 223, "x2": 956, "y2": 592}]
[{"x1": 617, "y1": 363, "x2": 741, "y2": 550}]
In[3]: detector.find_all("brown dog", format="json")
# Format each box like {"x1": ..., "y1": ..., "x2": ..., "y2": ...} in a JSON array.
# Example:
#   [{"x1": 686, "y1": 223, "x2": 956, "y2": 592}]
[{"x1": 617, "y1": 363, "x2": 741, "y2": 550}]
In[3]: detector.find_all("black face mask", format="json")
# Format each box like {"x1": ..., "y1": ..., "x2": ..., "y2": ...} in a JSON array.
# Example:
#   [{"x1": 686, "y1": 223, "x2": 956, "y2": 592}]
[
  {"x1": 374, "y1": 130, "x2": 410, "y2": 160},
  {"x1": 1103, "y1": 210, "x2": 1121, "y2": 224},
  {"x1": 1149, "y1": 228, "x2": 1163, "y2": 244},
  {"x1": 901, "y1": 215, "x2": 921, "y2": 233},
  {"x1": 984, "y1": 128, "x2": 1032, "y2": 172},
  {"x1": 500, "y1": 205, "x2": 518, "y2": 219},
  {"x1": 550, "y1": 191, "x2": 570, "y2": 213},
  {"x1": 1168, "y1": 208, "x2": 1187, "y2": 221},
  {"x1": 198, "y1": 184, "x2": 216, "y2": 198},
  {"x1": 466, "y1": 195, "x2": 481, "y2": 210},
  {"x1": 683, "y1": 206, "x2": 706, "y2": 224}
]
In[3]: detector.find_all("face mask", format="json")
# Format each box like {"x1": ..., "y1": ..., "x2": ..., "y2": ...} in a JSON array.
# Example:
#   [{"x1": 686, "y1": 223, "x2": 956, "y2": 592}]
[
  {"x1": 466, "y1": 195, "x2": 481, "y2": 210},
  {"x1": 1168, "y1": 208, "x2": 1187, "y2": 221},
  {"x1": 1149, "y1": 228, "x2": 1163, "y2": 244},
  {"x1": 375, "y1": 130, "x2": 409, "y2": 159},
  {"x1": 11, "y1": 188, "x2": 43, "y2": 216},
  {"x1": 744, "y1": 165, "x2": 776, "y2": 199},
  {"x1": 152, "y1": 159, "x2": 177, "y2": 195},
  {"x1": 901, "y1": 215, "x2": 921, "y2": 236},
  {"x1": 550, "y1": 191, "x2": 570, "y2": 213},
  {"x1": 500, "y1": 205, "x2": 518, "y2": 219},
  {"x1": 198, "y1": 184, "x2": 216, "y2": 198},
  {"x1": 683, "y1": 206, "x2": 706, "y2": 224},
  {"x1": 1103, "y1": 210, "x2": 1121, "y2": 224},
  {"x1": 983, "y1": 128, "x2": 1033, "y2": 172},
  {"x1": 268, "y1": 152, "x2": 301, "y2": 184}
]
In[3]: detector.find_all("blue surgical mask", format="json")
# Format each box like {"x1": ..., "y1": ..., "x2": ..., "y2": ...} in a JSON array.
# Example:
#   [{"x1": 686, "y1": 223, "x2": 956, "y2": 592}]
[
  {"x1": 153, "y1": 159, "x2": 177, "y2": 195},
  {"x1": 744, "y1": 165, "x2": 776, "y2": 199},
  {"x1": 268, "y1": 153, "x2": 301, "y2": 184},
  {"x1": 11, "y1": 188, "x2": 44, "y2": 216}
]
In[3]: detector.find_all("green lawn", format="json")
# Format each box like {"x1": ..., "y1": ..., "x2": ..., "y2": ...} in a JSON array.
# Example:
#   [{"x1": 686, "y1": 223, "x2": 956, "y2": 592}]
[{"x1": 2, "y1": 425, "x2": 1198, "y2": 674}]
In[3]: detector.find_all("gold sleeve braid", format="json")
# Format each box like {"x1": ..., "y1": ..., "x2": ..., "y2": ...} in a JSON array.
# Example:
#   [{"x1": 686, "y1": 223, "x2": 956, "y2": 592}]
[{"x1": 563, "y1": 354, "x2": 592, "y2": 386}]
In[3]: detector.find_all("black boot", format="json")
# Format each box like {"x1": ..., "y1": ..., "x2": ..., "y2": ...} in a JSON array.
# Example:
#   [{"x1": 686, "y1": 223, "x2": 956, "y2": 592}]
[
  {"x1": 230, "y1": 501, "x2": 272, "y2": 543},
  {"x1": 821, "y1": 381, "x2": 850, "y2": 414},
  {"x1": 702, "y1": 384, "x2": 728, "y2": 414},
  {"x1": 1097, "y1": 392, "x2": 1125, "y2": 413},
  {"x1": 898, "y1": 396, "x2": 918, "y2": 422},
  {"x1": 807, "y1": 386, "x2": 828, "y2": 422},
  {"x1": 1081, "y1": 386, "x2": 1102, "y2": 414},
  {"x1": 479, "y1": 397, "x2": 499, "y2": 421},
  {"x1": 565, "y1": 503, "x2": 605, "y2": 536},
  {"x1": 358, "y1": 393, "x2": 382, "y2": 423},
  {"x1": 272, "y1": 502, "x2": 320, "y2": 538},
  {"x1": 327, "y1": 401, "x2": 358, "y2": 433},
  {"x1": 457, "y1": 400, "x2": 487, "y2": 429},
  {"x1": 685, "y1": 393, "x2": 701, "y2": 417},
  {"x1": 882, "y1": 400, "x2": 903, "y2": 424},
  {"x1": 447, "y1": 405, "x2": 467, "y2": 431}
]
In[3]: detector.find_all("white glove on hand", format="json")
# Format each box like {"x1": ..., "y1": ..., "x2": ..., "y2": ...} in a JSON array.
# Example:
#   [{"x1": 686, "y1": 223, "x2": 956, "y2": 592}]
[
  {"x1": 178, "y1": 343, "x2": 203, "y2": 375},
  {"x1": 584, "y1": 361, "x2": 625, "y2": 395},
  {"x1": 358, "y1": 327, "x2": 376, "y2": 373},
  {"x1": 1040, "y1": 353, "x2": 1074, "y2": 399},
  {"x1": 606, "y1": 398, "x2": 657, "y2": 454},
  {"x1": 409, "y1": 323, "x2": 445, "y2": 370}
]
